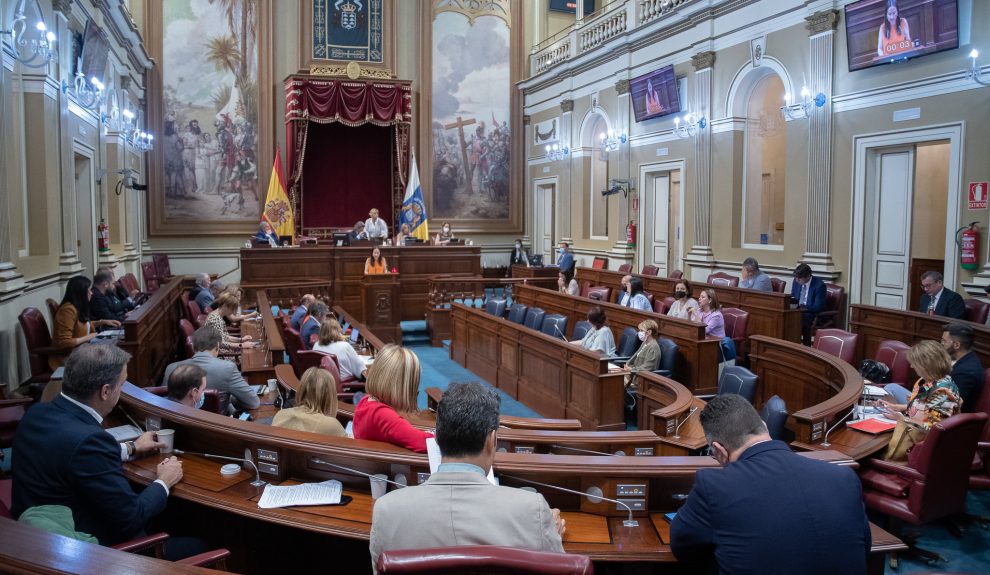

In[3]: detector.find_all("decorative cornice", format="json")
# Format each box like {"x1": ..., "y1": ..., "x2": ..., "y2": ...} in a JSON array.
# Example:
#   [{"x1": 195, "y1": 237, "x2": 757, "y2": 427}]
[
  {"x1": 805, "y1": 10, "x2": 839, "y2": 35},
  {"x1": 52, "y1": 0, "x2": 73, "y2": 16},
  {"x1": 523, "y1": 115, "x2": 531, "y2": 125},
  {"x1": 119, "y1": 76, "x2": 131, "y2": 91},
  {"x1": 560, "y1": 99, "x2": 574, "y2": 113},
  {"x1": 615, "y1": 79, "x2": 630, "y2": 95},
  {"x1": 692, "y1": 51, "x2": 715, "y2": 71},
  {"x1": 310, "y1": 64, "x2": 393, "y2": 79},
  {"x1": 433, "y1": 0, "x2": 511, "y2": 27}
]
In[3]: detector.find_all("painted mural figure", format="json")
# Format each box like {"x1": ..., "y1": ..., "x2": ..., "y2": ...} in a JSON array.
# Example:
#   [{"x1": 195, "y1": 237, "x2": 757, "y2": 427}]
[
  {"x1": 180, "y1": 120, "x2": 203, "y2": 197},
  {"x1": 163, "y1": 116, "x2": 183, "y2": 199}
]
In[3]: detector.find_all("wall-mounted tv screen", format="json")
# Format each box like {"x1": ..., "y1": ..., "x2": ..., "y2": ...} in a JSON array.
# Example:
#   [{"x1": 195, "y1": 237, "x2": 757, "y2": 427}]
[
  {"x1": 630, "y1": 64, "x2": 680, "y2": 123},
  {"x1": 80, "y1": 19, "x2": 109, "y2": 82},
  {"x1": 844, "y1": 0, "x2": 958, "y2": 72},
  {"x1": 549, "y1": 0, "x2": 596, "y2": 15}
]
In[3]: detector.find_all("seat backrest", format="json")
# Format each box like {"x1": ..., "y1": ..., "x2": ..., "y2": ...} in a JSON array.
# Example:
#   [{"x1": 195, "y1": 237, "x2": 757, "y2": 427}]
[
  {"x1": 0, "y1": 478, "x2": 12, "y2": 518},
  {"x1": 180, "y1": 290, "x2": 191, "y2": 320},
  {"x1": 484, "y1": 298, "x2": 507, "y2": 317},
  {"x1": 295, "y1": 350, "x2": 327, "y2": 379},
  {"x1": 657, "y1": 337, "x2": 678, "y2": 374},
  {"x1": 717, "y1": 365, "x2": 758, "y2": 404},
  {"x1": 179, "y1": 318, "x2": 195, "y2": 339},
  {"x1": 617, "y1": 327, "x2": 641, "y2": 357},
  {"x1": 641, "y1": 265, "x2": 659, "y2": 276},
  {"x1": 964, "y1": 298, "x2": 990, "y2": 325},
  {"x1": 823, "y1": 283, "x2": 844, "y2": 313},
  {"x1": 586, "y1": 286, "x2": 611, "y2": 302},
  {"x1": 721, "y1": 307, "x2": 749, "y2": 341},
  {"x1": 507, "y1": 303, "x2": 528, "y2": 324},
  {"x1": 759, "y1": 394, "x2": 789, "y2": 441},
  {"x1": 187, "y1": 300, "x2": 203, "y2": 323},
  {"x1": 769, "y1": 278, "x2": 786, "y2": 293},
  {"x1": 153, "y1": 253, "x2": 172, "y2": 279},
  {"x1": 812, "y1": 328, "x2": 859, "y2": 365},
  {"x1": 140, "y1": 262, "x2": 160, "y2": 293},
  {"x1": 283, "y1": 326, "x2": 306, "y2": 368},
  {"x1": 194, "y1": 314, "x2": 208, "y2": 329},
  {"x1": 652, "y1": 299, "x2": 668, "y2": 315},
  {"x1": 571, "y1": 320, "x2": 592, "y2": 341},
  {"x1": 905, "y1": 412, "x2": 987, "y2": 522},
  {"x1": 617, "y1": 263, "x2": 632, "y2": 274},
  {"x1": 875, "y1": 340, "x2": 911, "y2": 385},
  {"x1": 184, "y1": 335, "x2": 195, "y2": 359},
  {"x1": 18, "y1": 308, "x2": 53, "y2": 378},
  {"x1": 707, "y1": 272, "x2": 739, "y2": 287},
  {"x1": 669, "y1": 269, "x2": 683, "y2": 280},
  {"x1": 523, "y1": 308, "x2": 546, "y2": 331},
  {"x1": 377, "y1": 545, "x2": 594, "y2": 575},
  {"x1": 540, "y1": 314, "x2": 569, "y2": 339},
  {"x1": 592, "y1": 256, "x2": 608, "y2": 270},
  {"x1": 319, "y1": 355, "x2": 346, "y2": 394},
  {"x1": 119, "y1": 273, "x2": 140, "y2": 297},
  {"x1": 45, "y1": 298, "x2": 59, "y2": 322}
]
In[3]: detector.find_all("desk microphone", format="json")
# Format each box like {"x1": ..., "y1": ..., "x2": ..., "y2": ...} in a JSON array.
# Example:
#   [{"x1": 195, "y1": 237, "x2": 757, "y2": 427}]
[
  {"x1": 820, "y1": 405, "x2": 858, "y2": 448},
  {"x1": 672, "y1": 406, "x2": 698, "y2": 440},
  {"x1": 552, "y1": 323, "x2": 568, "y2": 341},
  {"x1": 309, "y1": 457, "x2": 406, "y2": 488},
  {"x1": 172, "y1": 449, "x2": 266, "y2": 487},
  {"x1": 501, "y1": 474, "x2": 639, "y2": 527}
]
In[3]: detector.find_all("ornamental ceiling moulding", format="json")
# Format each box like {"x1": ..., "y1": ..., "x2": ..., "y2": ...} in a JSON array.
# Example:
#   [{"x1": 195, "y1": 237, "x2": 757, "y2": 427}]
[{"x1": 433, "y1": 0, "x2": 511, "y2": 27}]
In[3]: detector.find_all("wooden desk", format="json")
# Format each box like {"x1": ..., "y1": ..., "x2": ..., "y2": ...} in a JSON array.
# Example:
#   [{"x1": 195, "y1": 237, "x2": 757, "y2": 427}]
[
  {"x1": 240, "y1": 245, "x2": 481, "y2": 321},
  {"x1": 237, "y1": 292, "x2": 285, "y2": 386},
  {"x1": 850, "y1": 303, "x2": 990, "y2": 366},
  {"x1": 576, "y1": 267, "x2": 803, "y2": 344},
  {"x1": 450, "y1": 303, "x2": 626, "y2": 430},
  {"x1": 512, "y1": 284, "x2": 721, "y2": 394},
  {"x1": 118, "y1": 276, "x2": 185, "y2": 387},
  {"x1": 360, "y1": 273, "x2": 402, "y2": 343},
  {"x1": 510, "y1": 264, "x2": 559, "y2": 290}
]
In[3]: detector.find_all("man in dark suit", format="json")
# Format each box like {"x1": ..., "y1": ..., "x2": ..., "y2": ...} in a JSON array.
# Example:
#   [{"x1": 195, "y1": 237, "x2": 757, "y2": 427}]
[
  {"x1": 918, "y1": 271, "x2": 966, "y2": 319},
  {"x1": 290, "y1": 293, "x2": 315, "y2": 331},
  {"x1": 509, "y1": 239, "x2": 530, "y2": 266},
  {"x1": 90, "y1": 268, "x2": 128, "y2": 323},
  {"x1": 791, "y1": 263, "x2": 826, "y2": 345},
  {"x1": 12, "y1": 345, "x2": 184, "y2": 545},
  {"x1": 163, "y1": 327, "x2": 260, "y2": 414},
  {"x1": 942, "y1": 322, "x2": 985, "y2": 411},
  {"x1": 670, "y1": 394, "x2": 870, "y2": 575}
]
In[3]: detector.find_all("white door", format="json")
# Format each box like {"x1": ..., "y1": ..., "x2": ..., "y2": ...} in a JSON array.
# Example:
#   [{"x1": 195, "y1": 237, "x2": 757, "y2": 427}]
[
  {"x1": 864, "y1": 147, "x2": 915, "y2": 309},
  {"x1": 533, "y1": 182, "x2": 556, "y2": 262},
  {"x1": 74, "y1": 154, "x2": 96, "y2": 275},
  {"x1": 638, "y1": 171, "x2": 677, "y2": 276}
]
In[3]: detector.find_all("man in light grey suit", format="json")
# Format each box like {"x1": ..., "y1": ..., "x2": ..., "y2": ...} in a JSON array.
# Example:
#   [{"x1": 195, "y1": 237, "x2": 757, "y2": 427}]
[
  {"x1": 163, "y1": 328, "x2": 259, "y2": 414},
  {"x1": 369, "y1": 382, "x2": 565, "y2": 573}
]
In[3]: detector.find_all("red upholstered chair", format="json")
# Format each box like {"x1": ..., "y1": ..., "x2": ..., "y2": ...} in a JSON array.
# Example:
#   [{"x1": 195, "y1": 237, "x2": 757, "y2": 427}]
[
  {"x1": 194, "y1": 314, "x2": 208, "y2": 329},
  {"x1": 970, "y1": 369, "x2": 990, "y2": 490},
  {"x1": 45, "y1": 298, "x2": 59, "y2": 322},
  {"x1": 812, "y1": 328, "x2": 859, "y2": 365},
  {"x1": 617, "y1": 263, "x2": 632, "y2": 274},
  {"x1": 652, "y1": 299, "x2": 669, "y2": 315},
  {"x1": 963, "y1": 298, "x2": 990, "y2": 325},
  {"x1": 152, "y1": 253, "x2": 172, "y2": 280},
  {"x1": 641, "y1": 265, "x2": 659, "y2": 276},
  {"x1": 178, "y1": 319, "x2": 196, "y2": 340},
  {"x1": 140, "y1": 261, "x2": 160, "y2": 293},
  {"x1": 769, "y1": 278, "x2": 786, "y2": 293},
  {"x1": 294, "y1": 350, "x2": 328, "y2": 379},
  {"x1": 669, "y1": 269, "x2": 683, "y2": 280},
  {"x1": 585, "y1": 286, "x2": 612, "y2": 302},
  {"x1": 283, "y1": 326, "x2": 307, "y2": 374},
  {"x1": 875, "y1": 340, "x2": 912, "y2": 386},
  {"x1": 377, "y1": 545, "x2": 594, "y2": 575},
  {"x1": 707, "y1": 272, "x2": 739, "y2": 287},
  {"x1": 180, "y1": 291, "x2": 191, "y2": 322},
  {"x1": 183, "y1": 336, "x2": 195, "y2": 359},
  {"x1": 591, "y1": 256, "x2": 608, "y2": 270},
  {"x1": 17, "y1": 308, "x2": 60, "y2": 384},
  {"x1": 812, "y1": 283, "x2": 845, "y2": 332},
  {"x1": 1, "y1": 396, "x2": 33, "y2": 467},
  {"x1": 859, "y1": 413, "x2": 987, "y2": 567},
  {"x1": 721, "y1": 307, "x2": 749, "y2": 363},
  {"x1": 319, "y1": 355, "x2": 365, "y2": 402},
  {"x1": 186, "y1": 300, "x2": 203, "y2": 324},
  {"x1": 119, "y1": 273, "x2": 141, "y2": 298}
]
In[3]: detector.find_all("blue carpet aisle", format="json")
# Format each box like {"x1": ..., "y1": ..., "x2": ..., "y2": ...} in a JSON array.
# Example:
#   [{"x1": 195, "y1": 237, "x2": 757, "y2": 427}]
[{"x1": 402, "y1": 322, "x2": 990, "y2": 574}]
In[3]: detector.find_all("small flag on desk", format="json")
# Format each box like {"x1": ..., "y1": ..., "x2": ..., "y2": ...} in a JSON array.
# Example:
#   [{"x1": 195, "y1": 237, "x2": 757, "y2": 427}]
[
  {"x1": 402, "y1": 153, "x2": 429, "y2": 242},
  {"x1": 262, "y1": 148, "x2": 294, "y2": 242}
]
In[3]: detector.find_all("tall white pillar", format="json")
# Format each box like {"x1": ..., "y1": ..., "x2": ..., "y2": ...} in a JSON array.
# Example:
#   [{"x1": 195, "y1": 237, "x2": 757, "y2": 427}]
[{"x1": 684, "y1": 51, "x2": 715, "y2": 269}]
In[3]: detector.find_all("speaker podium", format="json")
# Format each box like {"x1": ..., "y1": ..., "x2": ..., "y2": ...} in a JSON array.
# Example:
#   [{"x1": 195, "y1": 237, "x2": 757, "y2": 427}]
[{"x1": 360, "y1": 273, "x2": 402, "y2": 344}]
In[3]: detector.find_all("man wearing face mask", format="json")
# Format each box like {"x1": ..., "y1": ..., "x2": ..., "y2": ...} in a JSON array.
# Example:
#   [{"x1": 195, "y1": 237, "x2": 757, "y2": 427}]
[
  {"x1": 509, "y1": 239, "x2": 530, "y2": 265},
  {"x1": 166, "y1": 364, "x2": 209, "y2": 409},
  {"x1": 556, "y1": 242, "x2": 574, "y2": 274},
  {"x1": 670, "y1": 394, "x2": 870, "y2": 575},
  {"x1": 617, "y1": 275, "x2": 633, "y2": 306},
  {"x1": 163, "y1": 327, "x2": 259, "y2": 415}
]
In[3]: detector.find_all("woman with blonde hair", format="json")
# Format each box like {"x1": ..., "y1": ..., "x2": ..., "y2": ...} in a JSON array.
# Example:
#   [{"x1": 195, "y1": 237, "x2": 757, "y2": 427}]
[
  {"x1": 272, "y1": 367, "x2": 345, "y2": 437},
  {"x1": 879, "y1": 340, "x2": 961, "y2": 462},
  {"x1": 205, "y1": 292, "x2": 255, "y2": 351},
  {"x1": 353, "y1": 344, "x2": 433, "y2": 452},
  {"x1": 313, "y1": 318, "x2": 368, "y2": 381},
  {"x1": 623, "y1": 319, "x2": 662, "y2": 390}
]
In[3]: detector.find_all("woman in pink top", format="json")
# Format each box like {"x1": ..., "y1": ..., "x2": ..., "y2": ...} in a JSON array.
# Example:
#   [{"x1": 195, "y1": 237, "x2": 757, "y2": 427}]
[{"x1": 353, "y1": 344, "x2": 433, "y2": 453}]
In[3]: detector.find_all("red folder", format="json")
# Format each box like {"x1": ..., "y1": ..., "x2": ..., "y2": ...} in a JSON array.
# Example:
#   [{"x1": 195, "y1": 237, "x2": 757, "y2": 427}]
[{"x1": 847, "y1": 418, "x2": 897, "y2": 434}]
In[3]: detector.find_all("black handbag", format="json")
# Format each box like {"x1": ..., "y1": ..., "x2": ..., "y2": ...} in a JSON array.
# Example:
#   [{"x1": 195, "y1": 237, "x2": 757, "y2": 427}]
[{"x1": 859, "y1": 359, "x2": 890, "y2": 383}]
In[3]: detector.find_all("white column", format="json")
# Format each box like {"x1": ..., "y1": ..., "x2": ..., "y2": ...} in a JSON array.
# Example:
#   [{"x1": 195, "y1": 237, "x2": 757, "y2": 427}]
[
  {"x1": 559, "y1": 98, "x2": 574, "y2": 243},
  {"x1": 531, "y1": 0, "x2": 542, "y2": 52},
  {"x1": 685, "y1": 51, "x2": 715, "y2": 268},
  {"x1": 576, "y1": 0, "x2": 584, "y2": 25},
  {"x1": 611, "y1": 79, "x2": 634, "y2": 260},
  {"x1": 0, "y1": 37, "x2": 24, "y2": 293},
  {"x1": 54, "y1": 0, "x2": 82, "y2": 275}
]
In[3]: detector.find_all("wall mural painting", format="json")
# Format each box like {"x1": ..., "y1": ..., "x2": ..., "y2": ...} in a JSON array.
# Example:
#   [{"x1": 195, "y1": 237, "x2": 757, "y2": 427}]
[
  {"x1": 431, "y1": 3, "x2": 511, "y2": 220},
  {"x1": 162, "y1": 0, "x2": 259, "y2": 221}
]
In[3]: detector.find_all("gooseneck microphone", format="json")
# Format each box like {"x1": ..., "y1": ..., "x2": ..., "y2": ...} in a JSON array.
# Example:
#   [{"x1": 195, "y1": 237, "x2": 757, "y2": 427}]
[
  {"x1": 501, "y1": 474, "x2": 639, "y2": 527},
  {"x1": 673, "y1": 406, "x2": 699, "y2": 440},
  {"x1": 820, "y1": 405, "x2": 858, "y2": 448},
  {"x1": 552, "y1": 323, "x2": 568, "y2": 342},
  {"x1": 172, "y1": 449, "x2": 266, "y2": 487},
  {"x1": 309, "y1": 458, "x2": 406, "y2": 488}
]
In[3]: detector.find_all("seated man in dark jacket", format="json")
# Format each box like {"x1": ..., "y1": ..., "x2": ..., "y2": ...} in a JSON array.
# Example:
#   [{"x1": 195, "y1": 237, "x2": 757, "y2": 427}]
[
  {"x1": 942, "y1": 322, "x2": 985, "y2": 411},
  {"x1": 90, "y1": 268, "x2": 128, "y2": 323}
]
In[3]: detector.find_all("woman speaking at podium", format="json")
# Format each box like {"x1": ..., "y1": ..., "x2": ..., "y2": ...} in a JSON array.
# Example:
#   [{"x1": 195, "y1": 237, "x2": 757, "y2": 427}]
[{"x1": 365, "y1": 247, "x2": 388, "y2": 274}]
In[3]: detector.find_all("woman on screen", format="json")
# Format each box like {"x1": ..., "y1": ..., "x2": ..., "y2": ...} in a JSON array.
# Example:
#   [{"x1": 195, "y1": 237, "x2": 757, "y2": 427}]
[
  {"x1": 365, "y1": 247, "x2": 388, "y2": 274},
  {"x1": 877, "y1": 0, "x2": 912, "y2": 58}
]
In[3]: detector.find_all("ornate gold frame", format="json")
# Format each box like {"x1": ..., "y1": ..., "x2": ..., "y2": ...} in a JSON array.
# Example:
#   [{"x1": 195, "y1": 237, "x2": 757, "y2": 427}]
[
  {"x1": 299, "y1": 0, "x2": 395, "y2": 78},
  {"x1": 418, "y1": 0, "x2": 524, "y2": 235},
  {"x1": 144, "y1": 0, "x2": 274, "y2": 236}
]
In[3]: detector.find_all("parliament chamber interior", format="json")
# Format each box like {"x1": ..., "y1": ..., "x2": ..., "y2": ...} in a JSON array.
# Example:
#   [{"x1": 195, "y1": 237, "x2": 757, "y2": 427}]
[{"x1": 1, "y1": 0, "x2": 990, "y2": 573}]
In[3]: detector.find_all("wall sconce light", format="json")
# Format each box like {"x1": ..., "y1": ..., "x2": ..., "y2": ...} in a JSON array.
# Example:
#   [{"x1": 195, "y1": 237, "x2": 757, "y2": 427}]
[
  {"x1": 62, "y1": 72, "x2": 104, "y2": 112},
  {"x1": 121, "y1": 109, "x2": 154, "y2": 152},
  {"x1": 780, "y1": 86, "x2": 827, "y2": 120},
  {"x1": 545, "y1": 143, "x2": 570, "y2": 162},
  {"x1": 599, "y1": 129, "x2": 626, "y2": 152},
  {"x1": 968, "y1": 49, "x2": 989, "y2": 86},
  {"x1": 673, "y1": 112, "x2": 707, "y2": 139},
  {"x1": 0, "y1": 0, "x2": 56, "y2": 69}
]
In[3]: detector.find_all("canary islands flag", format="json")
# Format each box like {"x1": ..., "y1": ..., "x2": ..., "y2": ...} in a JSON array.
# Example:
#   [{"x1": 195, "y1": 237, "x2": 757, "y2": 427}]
[
  {"x1": 401, "y1": 154, "x2": 429, "y2": 241},
  {"x1": 262, "y1": 149, "x2": 294, "y2": 241}
]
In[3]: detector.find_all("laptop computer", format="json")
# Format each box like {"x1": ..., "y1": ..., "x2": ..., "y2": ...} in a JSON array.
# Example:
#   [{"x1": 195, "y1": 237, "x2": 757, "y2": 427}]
[
  {"x1": 528, "y1": 254, "x2": 543, "y2": 267},
  {"x1": 350, "y1": 328, "x2": 360, "y2": 343}
]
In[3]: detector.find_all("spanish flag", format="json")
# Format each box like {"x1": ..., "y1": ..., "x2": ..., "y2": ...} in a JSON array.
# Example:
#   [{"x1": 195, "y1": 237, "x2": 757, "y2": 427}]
[
  {"x1": 262, "y1": 148, "x2": 294, "y2": 241},
  {"x1": 401, "y1": 153, "x2": 429, "y2": 241}
]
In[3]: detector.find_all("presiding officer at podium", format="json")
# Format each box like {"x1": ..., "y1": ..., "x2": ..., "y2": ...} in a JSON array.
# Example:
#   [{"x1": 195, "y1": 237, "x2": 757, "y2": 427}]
[{"x1": 12, "y1": 345, "x2": 185, "y2": 547}]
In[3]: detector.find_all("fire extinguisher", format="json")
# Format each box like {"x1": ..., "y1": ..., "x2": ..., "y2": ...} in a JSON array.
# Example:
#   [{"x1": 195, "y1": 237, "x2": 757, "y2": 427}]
[
  {"x1": 957, "y1": 222, "x2": 980, "y2": 271},
  {"x1": 98, "y1": 218, "x2": 110, "y2": 252},
  {"x1": 626, "y1": 220, "x2": 636, "y2": 247}
]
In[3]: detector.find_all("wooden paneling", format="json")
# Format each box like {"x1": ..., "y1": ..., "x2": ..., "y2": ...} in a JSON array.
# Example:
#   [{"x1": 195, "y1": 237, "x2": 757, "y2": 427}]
[
  {"x1": 360, "y1": 274, "x2": 402, "y2": 343},
  {"x1": 510, "y1": 264, "x2": 559, "y2": 290},
  {"x1": 118, "y1": 277, "x2": 185, "y2": 387},
  {"x1": 850, "y1": 304, "x2": 990, "y2": 367}
]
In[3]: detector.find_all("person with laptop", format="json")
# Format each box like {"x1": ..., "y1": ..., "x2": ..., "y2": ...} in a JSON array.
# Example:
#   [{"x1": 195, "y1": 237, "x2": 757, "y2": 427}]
[{"x1": 312, "y1": 318, "x2": 368, "y2": 382}]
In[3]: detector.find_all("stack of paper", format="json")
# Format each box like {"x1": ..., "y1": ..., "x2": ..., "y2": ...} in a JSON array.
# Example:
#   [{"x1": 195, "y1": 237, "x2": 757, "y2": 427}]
[{"x1": 257, "y1": 479, "x2": 343, "y2": 509}]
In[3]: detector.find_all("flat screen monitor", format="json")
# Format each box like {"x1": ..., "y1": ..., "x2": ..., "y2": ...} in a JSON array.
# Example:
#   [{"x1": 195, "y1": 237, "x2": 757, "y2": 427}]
[
  {"x1": 350, "y1": 328, "x2": 360, "y2": 343},
  {"x1": 548, "y1": 0, "x2": 595, "y2": 14},
  {"x1": 278, "y1": 235, "x2": 293, "y2": 246},
  {"x1": 332, "y1": 232, "x2": 350, "y2": 247},
  {"x1": 631, "y1": 64, "x2": 680, "y2": 122},
  {"x1": 529, "y1": 254, "x2": 544, "y2": 267},
  {"x1": 342, "y1": 321, "x2": 350, "y2": 333},
  {"x1": 844, "y1": 0, "x2": 958, "y2": 72},
  {"x1": 80, "y1": 20, "x2": 109, "y2": 84}
]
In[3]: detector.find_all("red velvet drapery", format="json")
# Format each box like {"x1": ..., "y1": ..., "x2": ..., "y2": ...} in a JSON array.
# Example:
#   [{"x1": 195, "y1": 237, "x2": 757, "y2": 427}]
[{"x1": 284, "y1": 76, "x2": 412, "y2": 235}]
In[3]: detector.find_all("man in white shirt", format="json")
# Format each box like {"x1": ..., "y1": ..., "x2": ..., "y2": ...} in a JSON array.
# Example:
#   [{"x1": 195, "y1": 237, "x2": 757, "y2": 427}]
[{"x1": 364, "y1": 208, "x2": 390, "y2": 240}]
